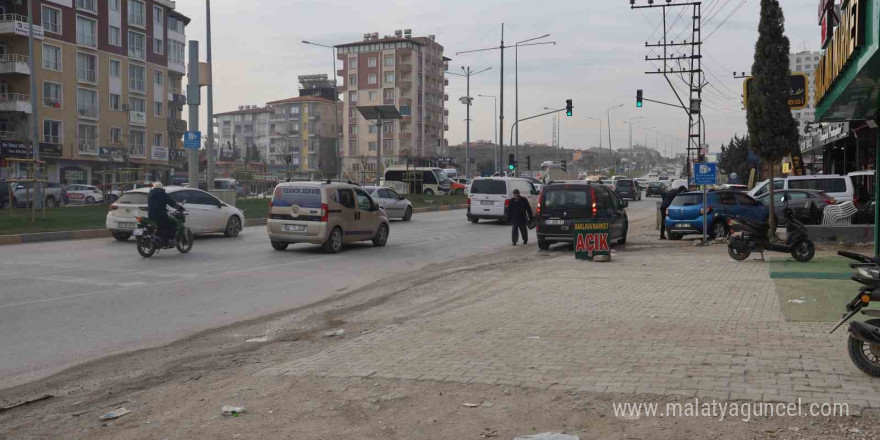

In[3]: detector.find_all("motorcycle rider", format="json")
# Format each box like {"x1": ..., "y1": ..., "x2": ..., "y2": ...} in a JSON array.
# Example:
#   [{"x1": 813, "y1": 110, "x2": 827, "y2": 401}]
[{"x1": 147, "y1": 182, "x2": 183, "y2": 244}]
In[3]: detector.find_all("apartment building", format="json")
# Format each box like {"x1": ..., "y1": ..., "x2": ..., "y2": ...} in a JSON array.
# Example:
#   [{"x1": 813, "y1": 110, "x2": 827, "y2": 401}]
[
  {"x1": 0, "y1": 0, "x2": 188, "y2": 185},
  {"x1": 335, "y1": 29, "x2": 448, "y2": 176},
  {"x1": 790, "y1": 49, "x2": 821, "y2": 138},
  {"x1": 214, "y1": 105, "x2": 268, "y2": 162}
]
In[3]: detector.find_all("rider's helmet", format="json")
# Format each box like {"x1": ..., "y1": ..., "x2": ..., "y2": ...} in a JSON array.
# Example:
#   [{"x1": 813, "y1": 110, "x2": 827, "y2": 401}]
[{"x1": 152, "y1": 182, "x2": 164, "y2": 190}]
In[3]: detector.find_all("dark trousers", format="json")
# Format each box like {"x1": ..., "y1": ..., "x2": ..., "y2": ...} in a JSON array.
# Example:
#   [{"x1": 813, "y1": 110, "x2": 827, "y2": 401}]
[
  {"x1": 153, "y1": 215, "x2": 176, "y2": 242},
  {"x1": 511, "y1": 221, "x2": 528, "y2": 244},
  {"x1": 660, "y1": 209, "x2": 667, "y2": 238}
]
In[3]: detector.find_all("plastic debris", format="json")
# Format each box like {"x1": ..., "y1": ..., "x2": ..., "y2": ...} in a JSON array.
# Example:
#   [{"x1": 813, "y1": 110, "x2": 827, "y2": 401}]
[
  {"x1": 462, "y1": 402, "x2": 480, "y2": 408},
  {"x1": 788, "y1": 299, "x2": 806, "y2": 304},
  {"x1": 323, "y1": 329, "x2": 345, "y2": 338},
  {"x1": 221, "y1": 406, "x2": 245, "y2": 417},
  {"x1": 514, "y1": 433, "x2": 579, "y2": 440},
  {"x1": 99, "y1": 408, "x2": 131, "y2": 421}
]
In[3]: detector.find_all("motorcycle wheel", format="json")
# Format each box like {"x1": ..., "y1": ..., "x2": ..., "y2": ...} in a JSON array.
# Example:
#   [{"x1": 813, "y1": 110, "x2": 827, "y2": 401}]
[
  {"x1": 848, "y1": 319, "x2": 880, "y2": 377},
  {"x1": 727, "y1": 241, "x2": 750, "y2": 261},
  {"x1": 136, "y1": 236, "x2": 157, "y2": 258},
  {"x1": 791, "y1": 240, "x2": 815, "y2": 262},
  {"x1": 176, "y1": 227, "x2": 194, "y2": 254}
]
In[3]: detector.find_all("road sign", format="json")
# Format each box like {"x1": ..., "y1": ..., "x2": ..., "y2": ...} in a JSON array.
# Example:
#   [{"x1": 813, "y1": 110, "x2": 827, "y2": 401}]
[
  {"x1": 184, "y1": 131, "x2": 201, "y2": 150},
  {"x1": 742, "y1": 74, "x2": 808, "y2": 110},
  {"x1": 573, "y1": 220, "x2": 611, "y2": 261},
  {"x1": 694, "y1": 162, "x2": 717, "y2": 186}
]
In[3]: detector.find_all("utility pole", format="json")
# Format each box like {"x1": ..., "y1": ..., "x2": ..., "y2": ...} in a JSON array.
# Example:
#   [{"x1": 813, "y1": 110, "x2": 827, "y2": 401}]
[
  {"x1": 26, "y1": 0, "x2": 42, "y2": 211},
  {"x1": 607, "y1": 104, "x2": 623, "y2": 157},
  {"x1": 187, "y1": 41, "x2": 200, "y2": 188},
  {"x1": 205, "y1": 0, "x2": 215, "y2": 190},
  {"x1": 448, "y1": 66, "x2": 491, "y2": 178}
]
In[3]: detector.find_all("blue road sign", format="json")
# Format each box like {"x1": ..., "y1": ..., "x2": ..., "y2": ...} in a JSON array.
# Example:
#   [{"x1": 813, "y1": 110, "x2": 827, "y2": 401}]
[
  {"x1": 694, "y1": 162, "x2": 717, "y2": 185},
  {"x1": 184, "y1": 131, "x2": 201, "y2": 150}
]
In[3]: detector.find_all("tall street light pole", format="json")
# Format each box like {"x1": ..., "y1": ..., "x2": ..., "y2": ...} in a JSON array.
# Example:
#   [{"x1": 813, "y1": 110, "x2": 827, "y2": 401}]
[
  {"x1": 544, "y1": 107, "x2": 562, "y2": 160},
  {"x1": 448, "y1": 66, "x2": 491, "y2": 179},
  {"x1": 478, "y1": 94, "x2": 498, "y2": 172},
  {"x1": 606, "y1": 104, "x2": 623, "y2": 154},
  {"x1": 302, "y1": 40, "x2": 341, "y2": 177},
  {"x1": 515, "y1": 34, "x2": 554, "y2": 150},
  {"x1": 588, "y1": 117, "x2": 602, "y2": 149},
  {"x1": 205, "y1": 0, "x2": 215, "y2": 189},
  {"x1": 624, "y1": 116, "x2": 642, "y2": 150}
]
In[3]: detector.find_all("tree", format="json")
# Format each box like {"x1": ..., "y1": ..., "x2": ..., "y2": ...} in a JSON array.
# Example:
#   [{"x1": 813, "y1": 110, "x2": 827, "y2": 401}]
[
  {"x1": 746, "y1": 0, "x2": 798, "y2": 234},
  {"x1": 718, "y1": 135, "x2": 751, "y2": 183}
]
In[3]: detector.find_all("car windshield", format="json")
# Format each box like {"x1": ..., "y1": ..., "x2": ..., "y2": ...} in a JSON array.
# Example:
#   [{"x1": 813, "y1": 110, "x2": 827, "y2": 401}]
[
  {"x1": 116, "y1": 193, "x2": 148, "y2": 204},
  {"x1": 616, "y1": 180, "x2": 634, "y2": 188},
  {"x1": 470, "y1": 180, "x2": 506, "y2": 194},
  {"x1": 649, "y1": 182, "x2": 663, "y2": 187},
  {"x1": 272, "y1": 186, "x2": 322, "y2": 208},
  {"x1": 671, "y1": 194, "x2": 703, "y2": 206},
  {"x1": 543, "y1": 189, "x2": 589, "y2": 209}
]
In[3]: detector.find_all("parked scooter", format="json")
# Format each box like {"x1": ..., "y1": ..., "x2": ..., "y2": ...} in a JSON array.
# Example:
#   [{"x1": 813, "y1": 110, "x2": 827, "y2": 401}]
[
  {"x1": 831, "y1": 250, "x2": 880, "y2": 376},
  {"x1": 727, "y1": 197, "x2": 815, "y2": 262},
  {"x1": 133, "y1": 206, "x2": 193, "y2": 258}
]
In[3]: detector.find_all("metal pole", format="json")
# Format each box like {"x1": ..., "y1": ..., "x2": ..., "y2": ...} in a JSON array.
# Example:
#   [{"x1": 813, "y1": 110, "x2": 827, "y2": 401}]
[
  {"x1": 332, "y1": 47, "x2": 340, "y2": 178},
  {"x1": 499, "y1": 24, "x2": 505, "y2": 174},
  {"x1": 607, "y1": 108, "x2": 612, "y2": 154},
  {"x1": 465, "y1": 67, "x2": 470, "y2": 179},
  {"x1": 629, "y1": 121, "x2": 632, "y2": 150},
  {"x1": 376, "y1": 117, "x2": 382, "y2": 187},
  {"x1": 493, "y1": 97, "x2": 497, "y2": 172},
  {"x1": 875, "y1": 132, "x2": 879, "y2": 258},
  {"x1": 187, "y1": 41, "x2": 200, "y2": 188},
  {"x1": 515, "y1": 45, "x2": 518, "y2": 151},
  {"x1": 205, "y1": 0, "x2": 215, "y2": 190},
  {"x1": 27, "y1": 0, "x2": 41, "y2": 213}
]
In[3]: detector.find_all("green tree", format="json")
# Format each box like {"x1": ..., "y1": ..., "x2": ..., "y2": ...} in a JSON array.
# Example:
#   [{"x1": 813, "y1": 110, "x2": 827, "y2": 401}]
[
  {"x1": 718, "y1": 135, "x2": 751, "y2": 183},
  {"x1": 746, "y1": 0, "x2": 798, "y2": 233}
]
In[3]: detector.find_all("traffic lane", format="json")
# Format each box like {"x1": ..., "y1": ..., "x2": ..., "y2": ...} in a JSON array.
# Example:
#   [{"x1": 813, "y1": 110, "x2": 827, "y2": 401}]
[{"x1": 0, "y1": 210, "x2": 521, "y2": 388}]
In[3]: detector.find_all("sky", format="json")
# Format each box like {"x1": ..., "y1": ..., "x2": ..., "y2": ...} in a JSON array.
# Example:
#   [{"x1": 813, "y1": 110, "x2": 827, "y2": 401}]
[{"x1": 178, "y1": 0, "x2": 819, "y2": 156}]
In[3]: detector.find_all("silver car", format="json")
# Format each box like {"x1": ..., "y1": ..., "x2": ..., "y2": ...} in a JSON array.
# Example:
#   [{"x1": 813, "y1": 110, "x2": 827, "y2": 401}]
[{"x1": 363, "y1": 186, "x2": 413, "y2": 221}]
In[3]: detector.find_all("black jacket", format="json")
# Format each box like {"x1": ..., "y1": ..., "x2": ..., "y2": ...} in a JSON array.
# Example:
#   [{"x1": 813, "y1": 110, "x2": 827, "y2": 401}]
[
  {"x1": 148, "y1": 188, "x2": 177, "y2": 219},
  {"x1": 507, "y1": 197, "x2": 533, "y2": 224},
  {"x1": 660, "y1": 188, "x2": 681, "y2": 212}
]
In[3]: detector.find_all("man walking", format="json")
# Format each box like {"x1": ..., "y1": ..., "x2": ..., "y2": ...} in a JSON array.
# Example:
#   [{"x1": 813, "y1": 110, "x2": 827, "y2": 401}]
[
  {"x1": 508, "y1": 189, "x2": 534, "y2": 245},
  {"x1": 660, "y1": 186, "x2": 683, "y2": 240}
]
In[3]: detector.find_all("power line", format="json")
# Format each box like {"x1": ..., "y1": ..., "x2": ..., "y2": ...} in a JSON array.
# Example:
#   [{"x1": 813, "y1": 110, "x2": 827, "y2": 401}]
[{"x1": 704, "y1": 0, "x2": 748, "y2": 41}]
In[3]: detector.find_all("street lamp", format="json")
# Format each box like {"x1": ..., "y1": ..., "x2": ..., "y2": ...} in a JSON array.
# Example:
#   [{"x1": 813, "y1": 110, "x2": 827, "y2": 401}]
[
  {"x1": 301, "y1": 40, "x2": 341, "y2": 177},
  {"x1": 544, "y1": 107, "x2": 562, "y2": 161},
  {"x1": 623, "y1": 116, "x2": 643, "y2": 150},
  {"x1": 448, "y1": 66, "x2": 491, "y2": 178},
  {"x1": 478, "y1": 94, "x2": 498, "y2": 172},
  {"x1": 606, "y1": 104, "x2": 623, "y2": 155},
  {"x1": 515, "y1": 34, "x2": 555, "y2": 149}
]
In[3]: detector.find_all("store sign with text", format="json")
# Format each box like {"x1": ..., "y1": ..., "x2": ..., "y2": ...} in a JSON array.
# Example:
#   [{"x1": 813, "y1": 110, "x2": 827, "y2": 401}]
[
  {"x1": 815, "y1": 0, "x2": 867, "y2": 105},
  {"x1": 573, "y1": 220, "x2": 611, "y2": 261},
  {"x1": 151, "y1": 146, "x2": 169, "y2": 161}
]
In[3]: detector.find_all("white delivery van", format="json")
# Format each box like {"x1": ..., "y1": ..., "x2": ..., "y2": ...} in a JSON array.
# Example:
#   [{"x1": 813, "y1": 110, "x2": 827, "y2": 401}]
[
  {"x1": 749, "y1": 174, "x2": 854, "y2": 202},
  {"x1": 467, "y1": 177, "x2": 540, "y2": 223}
]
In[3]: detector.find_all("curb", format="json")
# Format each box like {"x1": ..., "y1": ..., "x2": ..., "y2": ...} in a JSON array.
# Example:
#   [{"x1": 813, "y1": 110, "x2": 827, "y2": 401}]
[{"x1": 0, "y1": 206, "x2": 467, "y2": 246}]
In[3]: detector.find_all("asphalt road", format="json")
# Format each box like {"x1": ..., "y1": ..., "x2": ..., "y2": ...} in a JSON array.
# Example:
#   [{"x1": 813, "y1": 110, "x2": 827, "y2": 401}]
[{"x1": 0, "y1": 196, "x2": 657, "y2": 390}]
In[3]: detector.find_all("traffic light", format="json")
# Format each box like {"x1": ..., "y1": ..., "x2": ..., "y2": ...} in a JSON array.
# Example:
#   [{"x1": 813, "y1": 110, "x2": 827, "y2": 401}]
[
  {"x1": 508, "y1": 153, "x2": 517, "y2": 171},
  {"x1": 636, "y1": 89, "x2": 643, "y2": 108},
  {"x1": 526, "y1": 155, "x2": 531, "y2": 170},
  {"x1": 561, "y1": 159, "x2": 567, "y2": 172},
  {"x1": 565, "y1": 99, "x2": 573, "y2": 117}
]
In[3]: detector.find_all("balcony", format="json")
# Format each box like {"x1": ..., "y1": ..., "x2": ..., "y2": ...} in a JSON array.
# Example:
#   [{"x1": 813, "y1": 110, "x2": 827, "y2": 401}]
[
  {"x1": 399, "y1": 80, "x2": 412, "y2": 89},
  {"x1": 77, "y1": 104, "x2": 97, "y2": 119},
  {"x1": 444, "y1": 94, "x2": 448, "y2": 101},
  {"x1": 168, "y1": 117, "x2": 187, "y2": 133},
  {"x1": 398, "y1": 62, "x2": 412, "y2": 73},
  {"x1": 77, "y1": 139, "x2": 97, "y2": 155},
  {"x1": 168, "y1": 92, "x2": 186, "y2": 106},
  {"x1": 77, "y1": 68, "x2": 97, "y2": 83},
  {"x1": 43, "y1": 98, "x2": 61, "y2": 109},
  {"x1": 0, "y1": 93, "x2": 31, "y2": 113},
  {"x1": 0, "y1": 54, "x2": 29, "y2": 75},
  {"x1": 0, "y1": 14, "x2": 44, "y2": 39},
  {"x1": 269, "y1": 113, "x2": 288, "y2": 121}
]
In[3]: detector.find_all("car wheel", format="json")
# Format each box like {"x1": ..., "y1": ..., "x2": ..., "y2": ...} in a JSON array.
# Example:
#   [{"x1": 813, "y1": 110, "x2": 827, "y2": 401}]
[
  {"x1": 403, "y1": 206, "x2": 413, "y2": 222},
  {"x1": 668, "y1": 232, "x2": 682, "y2": 240},
  {"x1": 709, "y1": 221, "x2": 728, "y2": 240},
  {"x1": 112, "y1": 231, "x2": 132, "y2": 242},
  {"x1": 323, "y1": 227, "x2": 343, "y2": 253},
  {"x1": 85, "y1": 196, "x2": 96, "y2": 204},
  {"x1": 469, "y1": 217, "x2": 479, "y2": 224},
  {"x1": 618, "y1": 221, "x2": 628, "y2": 245},
  {"x1": 224, "y1": 216, "x2": 242, "y2": 237},
  {"x1": 271, "y1": 241, "x2": 289, "y2": 251},
  {"x1": 423, "y1": 188, "x2": 434, "y2": 195},
  {"x1": 45, "y1": 196, "x2": 57, "y2": 208},
  {"x1": 538, "y1": 238, "x2": 550, "y2": 250},
  {"x1": 372, "y1": 223, "x2": 389, "y2": 247}
]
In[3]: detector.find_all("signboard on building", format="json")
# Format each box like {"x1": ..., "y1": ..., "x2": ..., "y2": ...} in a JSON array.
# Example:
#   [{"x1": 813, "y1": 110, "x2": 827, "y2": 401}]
[
  {"x1": 151, "y1": 146, "x2": 169, "y2": 161},
  {"x1": 184, "y1": 131, "x2": 201, "y2": 150},
  {"x1": 129, "y1": 110, "x2": 147, "y2": 125},
  {"x1": 5, "y1": 21, "x2": 44, "y2": 39},
  {"x1": 742, "y1": 74, "x2": 809, "y2": 110},
  {"x1": 573, "y1": 220, "x2": 611, "y2": 261},
  {"x1": 819, "y1": 0, "x2": 840, "y2": 49},
  {"x1": 0, "y1": 140, "x2": 28, "y2": 158},
  {"x1": 694, "y1": 162, "x2": 718, "y2": 186},
  {"x1": 39, "y1": 143, "x2": 62, "y2": 158}
]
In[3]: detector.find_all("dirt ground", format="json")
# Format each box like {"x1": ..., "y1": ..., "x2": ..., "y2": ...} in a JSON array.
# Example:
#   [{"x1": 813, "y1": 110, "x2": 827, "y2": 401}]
[{"x1": 2, "y1": 229, "x2": 880, "y2": 439}]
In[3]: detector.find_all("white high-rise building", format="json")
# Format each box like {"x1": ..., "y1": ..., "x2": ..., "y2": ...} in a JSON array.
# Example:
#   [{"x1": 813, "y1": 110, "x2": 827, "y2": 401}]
[{"x1": 790, "y1": 50, "x2": 822, "y2": 138}]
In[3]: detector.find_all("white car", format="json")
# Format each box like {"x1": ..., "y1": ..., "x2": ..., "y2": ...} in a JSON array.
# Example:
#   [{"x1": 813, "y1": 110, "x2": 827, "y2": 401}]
[
  {"x1": 65, "y1": 184, "x2": 104, "y2": 204},
  {"x1": 106, "y1": 186, "x2": 245, "y2": 241},
  {"x1": 362, "y1": 186, "x2": 413, "y2": 221}
]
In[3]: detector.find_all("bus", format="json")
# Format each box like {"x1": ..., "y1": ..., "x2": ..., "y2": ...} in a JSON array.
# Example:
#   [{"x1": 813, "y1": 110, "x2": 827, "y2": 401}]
[
  {"x1": 539, "y1": 161, "x2": 578, "y2": 184},
  {"x1": 383, "y1": 166, "x2": 451, "y2": 195}
]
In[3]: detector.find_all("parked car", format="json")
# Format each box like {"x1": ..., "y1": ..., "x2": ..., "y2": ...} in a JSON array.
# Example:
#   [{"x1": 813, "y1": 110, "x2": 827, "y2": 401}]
[
  {"x1": 614, "y1": 179, "x2": 641, "y2": 201},
  {"x1": 267, "y1": 181, "x2": 389, "y2": 253},
  {"x1": 646, "y1": 181, "x2": 668, "y2": 197},
  {"x1": 106, "y1": 186, "x2": 245, "y2": 241},
  {"x1": 12, "y1": 182, "x2": 66, "y2": 208},
  {"x1": 65, "y1": 184, "x2": 104, "y2": 204},
  {"x1": 664, "y1": 190, "x2": 768, "y2": 240},
  {"x1": 600, "y1": 179, "x2": 616, "y2": 191},
  {"x1": 109, "y1": 183, "x2": 152, "y2": 203},
  {"x1": 718, "y1": 184, "x2": 748, "y2": 191},
  {"x1": 535, "y1": 181, "x2": 629, "y2": 250},
  {"x1": 755, "y1": 189, "x2": 835, "y2": 225},
  {"x1": 749, "y1": 174, "x2": 854, "y2": 202},
  {"x1": 658, "y1": 175, "x2": 670, "y2": 181},
  {"x1": 669, "y1": 179, "x2": 689, "y2": 191},
  {"x1": 467, "y1": 177, "x2": 540, "y2": 223},
  {"x1": 449, "y1": 179, "x2": 467, "y2": 195},
  {"x1": 363, "y1": 186, "x2": 413, "y2": 221},
  {"x1": 635, "y1": 178, "x2": 649, "y2": 189},
  {"x1": 611, "y1": 175, "x2": 627, "y2": 182},
  {"x1": 0, "y1": 180, "x2": 10, "y2": 209}
]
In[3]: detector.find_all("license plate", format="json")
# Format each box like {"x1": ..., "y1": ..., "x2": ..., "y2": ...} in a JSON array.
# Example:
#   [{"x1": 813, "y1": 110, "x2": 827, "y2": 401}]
[
  {"x1": 545, "y1": 219, "x2": 565, "y2": 225},
  {"x1": 132, "y1": 229, "x2": 144, "y2": 236},
  {"x1": 283, "y1": 224, "x2": 307, "y2": 232},
  {"x1": 480, "y1": 200, "x2": 493, "y2": 205},
  {"x1": 117, "y1": 222, "x2": 136, "y2": 229},
  {"x1": 676, "y1": 223, "x2": 688, "y2": 228}
]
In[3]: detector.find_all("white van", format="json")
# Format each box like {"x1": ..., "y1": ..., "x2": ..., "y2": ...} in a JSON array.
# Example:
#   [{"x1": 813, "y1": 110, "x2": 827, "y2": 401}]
[
  {"x1": 467, "y1": 177, "x2": 540, "y2": 223},
  {"x1": 749, "y1": 174, "x2": 854, "y2": 202}
]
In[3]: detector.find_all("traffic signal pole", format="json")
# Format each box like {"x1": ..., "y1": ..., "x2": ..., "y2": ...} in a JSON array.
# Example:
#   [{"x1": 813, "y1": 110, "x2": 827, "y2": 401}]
[{"x1": 510, "y1": 107, "x2": 567, "y2": 170}]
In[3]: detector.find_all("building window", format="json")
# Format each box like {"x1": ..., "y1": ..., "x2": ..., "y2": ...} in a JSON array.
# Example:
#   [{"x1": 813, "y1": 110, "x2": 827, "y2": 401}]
[
  {"x1": 168, "y1": 16, "x2": 184, "y2": 33},
  {"x1": 129, "y1": 130, "x2": 145, "y2": 157},
  {"x1": 76, "y1": 16, "x2": 97, "y2": 48},
  {"x1": 154, "y1": 101, "x2": 163, "y2": 117},
  {"x1": 154, "y1": 132, "x2": 163, "y2": 147},
  {"x1": 109, "y1": 0, "x2": 119, "y2": 11},
  {"x1": 383, "y1": 88, "x2": 395, "y2": 102},
  {"x1": 154, "y1": 70, "x2": 163, "y2": 86},
  {"x1": 383, "y1": 122, "x2": 394, "y2": 133},
  {"x1": 290, "y1": 105, "x2": 300, "y2": 114},
  {"x1": 109, "y1": 93, "x2": 121, "y2": 110},
  {"x1": 169, "y1": 41, "x2": 185, "y2": 65},
  {"x1": 129, "y1": 64, "x2": 146, "y2": 93},
  {"x1": 369, "y1": 124, "x2": 377, "y2": 134},
  {"x1": 349, "y1": 125, "x2": 358, "y2": 134},
  {"x1": 43, "y1": 120, "x2": 61, "y2": 144},
  {"x1": 349, "y1": 91, "x2": 357, "y2": 103},
  {"x1": 42, "y1": 44, "x2": 61, "y2": 71},
  {"x1": 128, "y1": 0, "x2": 146, "y2": 27},
  {"x1": 349, "y1": 74, "x2": 356, "y2": 86},
  {"x1": 43, "y1": 82, "x2": 62, "y2": 108},
  {"x1": 349, "y1": 108, "x2": 356, "y2": 119},
  {"x1": 129, "y1": 96, "x2": 145, "y2": 113},
  {"x1": 383, "y1": 139, "x2": 394, "y2": 154},
  {"x1": 368, "y1": 57, "x2": 377, "y2": 68},
  {"x1": 349, "y1": 56, "x2": 357, "y2": 70},
  {"x1": 348, "y1": 141, "x2": 357, "y2": 156},
  {"x1": 109, "y1": 127, "x2": 121, "y2": 145},
  {"x1": 368, "y1": 91, "x2": 377, "y2": 101},
  {"x1": 109, "y1": 59, "x2": 120, "y2": 77},
  {"x1": 153, "y1": 37, "x2": 163, "y2": 55},
  {"x1": 368, "y1": 74, "x2": 377, "y2": 85},
  {"x1": 384, "y1": 55, "x2": 395, "y2": 67},
  {"x1": 128, "y1": 30, "x2": 146, "y2": 59},
  {"x1": 369, "y1": 141, "x2": 377, "y2": 151},
  {"x1": 399, "y1": 105, "x2": 411, "y2": 116},
  {"x1": 109, "y1": 25, "x2": 121, "y2": 46},
  {"x1": 153, "y1": 6, "x2": 163, "y2": 24},
  {"x1": 76, "y1": 0, "x2": 97, "y2": 13},
  {"x1": 42, "y1": 6, "x2": 61, "y2": 34},
  {"x1": 77, "y1": 123, "x2": 98, "y2": 154},
  {"x1": 76, "y1": 52, "x2": 97, "y2": 83},
  {"x1": 77, "y1": 88, "x2": 98, "y2": 119},
  {"x1": 384, "y1": 72, "x2": 395, "y2": 83}
]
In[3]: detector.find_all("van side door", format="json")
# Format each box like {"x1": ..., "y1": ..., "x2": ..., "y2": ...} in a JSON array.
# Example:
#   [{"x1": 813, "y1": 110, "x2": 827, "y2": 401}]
[
  {"x1": 354, "y1": 188, "x2": 378, "y2": 239},
  {"x1": 336, "y1": 188, "x2": 358, "y2": 242}
]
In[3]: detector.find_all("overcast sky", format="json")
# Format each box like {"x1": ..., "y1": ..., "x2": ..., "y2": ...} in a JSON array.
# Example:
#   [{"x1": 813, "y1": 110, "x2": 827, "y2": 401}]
[{"x1": 179, "y1": 0, "x2": 818, "y2": 156}]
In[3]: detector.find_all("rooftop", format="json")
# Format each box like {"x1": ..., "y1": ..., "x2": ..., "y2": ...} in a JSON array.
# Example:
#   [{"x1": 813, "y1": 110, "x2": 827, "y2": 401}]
[
  {"x1": 266, "y1": 96, "x2": 336, "y2": 105},
  {"x1": 214, "y1": 106, "x2": 269, "y2": 117}
]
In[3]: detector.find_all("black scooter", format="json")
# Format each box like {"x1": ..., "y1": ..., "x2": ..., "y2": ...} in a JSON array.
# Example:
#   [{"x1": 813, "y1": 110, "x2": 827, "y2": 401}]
[
  {"x1": 831, "y1": 250, "x2": 880, "y2": 376},
  {"x1": 727, "y1": 197, "x2": 815, "y2": 262}
]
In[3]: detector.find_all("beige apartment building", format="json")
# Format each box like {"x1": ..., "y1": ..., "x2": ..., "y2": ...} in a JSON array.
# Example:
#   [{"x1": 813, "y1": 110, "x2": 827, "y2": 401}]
[
  {"x1": 0, "y1": 0, "x2": 189, "y2": 185},
  {"x1": 335, "y1": 29, "x2": 448, "y2": 177}
]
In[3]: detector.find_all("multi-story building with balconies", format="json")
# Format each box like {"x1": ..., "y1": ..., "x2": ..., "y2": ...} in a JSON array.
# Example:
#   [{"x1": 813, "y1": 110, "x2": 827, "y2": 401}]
[
  {"x1": 0, "y1": 0, "x2": 188, "y2": 185},
  {"x1": 335, "y1": 29, "x2": 448, "y2": 178}
]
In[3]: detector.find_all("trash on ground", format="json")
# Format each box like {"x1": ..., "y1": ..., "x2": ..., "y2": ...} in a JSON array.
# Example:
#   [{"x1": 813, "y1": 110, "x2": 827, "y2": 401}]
[
  {"x1": 323, "y1": 329, "x2": 345, "y2": 338},
  {"x1": 527, "y1": 336, "x2": 540, "y2": 339},
  {"x1": 99, "y1": 408, "x2": 131, "y2": 421},
  {"x1": 245, "y1": 336, "x2": 268, "y2": 343},
  {"x1": 221, "y1": 406, "x2": 245, "y2": 417},
  {"x1": 788, "y1": 298, "x2": 806, "y2": 304},
  {"x1": 0, "y1": 395, "x2": 53, "y2": 414},
  {"x1": 462, "y1": 402, "x2": 480, "y2": 407},
  {"x1": 513, "y1": 433, "x2": 580, "y2": 440}
]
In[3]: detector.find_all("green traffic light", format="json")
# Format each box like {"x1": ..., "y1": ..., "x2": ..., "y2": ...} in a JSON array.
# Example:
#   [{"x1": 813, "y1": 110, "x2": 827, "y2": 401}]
[
  {"x1": 637, "y1": 102, "x2": 642, "y2": 108},
  {"x1": 508, "y1": 164, "x2": 515, "y2": 170},
  {"x1": 566, "y1": 111, "x2": 572, "y2": 116}
]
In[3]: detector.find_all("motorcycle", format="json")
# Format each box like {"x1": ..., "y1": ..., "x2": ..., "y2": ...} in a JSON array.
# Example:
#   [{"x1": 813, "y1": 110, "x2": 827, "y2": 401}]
[
  {"x1": 831, "y1": 250, "x2": 880, "y2": 376},
  {"x1": 727, "y1": 197, "x2": 815, "y2": 262},
  {"x1": 133, "y1": 206, "x2": 193, "y2": 258}
]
